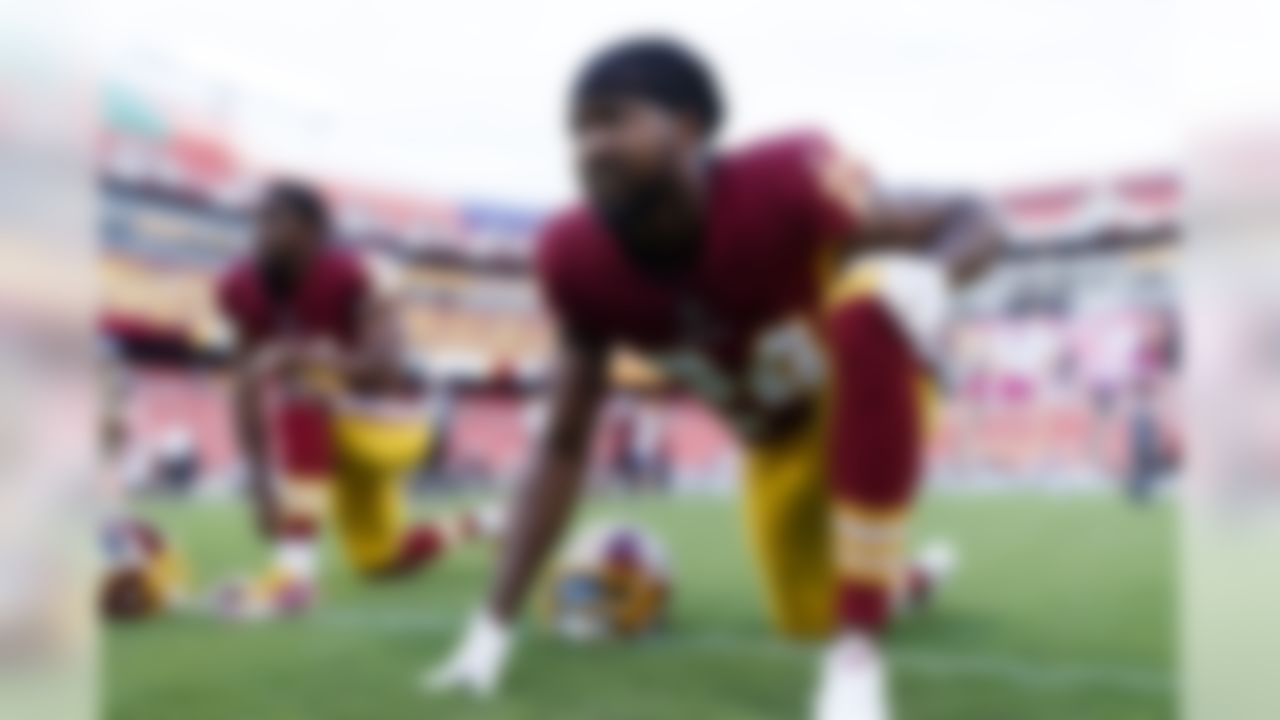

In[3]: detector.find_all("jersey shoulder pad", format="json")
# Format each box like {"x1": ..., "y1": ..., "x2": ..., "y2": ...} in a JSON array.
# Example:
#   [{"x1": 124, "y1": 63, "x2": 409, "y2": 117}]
[
  {"x1": 534, "y1": 207, "x2": 599, "y2": 313},
  {"x1": 734, "y1": 129, "x2": 871, "y2": 235},
  {"x1": 215, "y1": 257, "x2": 257, "y2": 319}
]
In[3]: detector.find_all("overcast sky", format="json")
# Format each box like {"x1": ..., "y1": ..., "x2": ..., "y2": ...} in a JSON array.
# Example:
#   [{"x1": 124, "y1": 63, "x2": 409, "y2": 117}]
[{"x1": 93, "y1": 0, "x2": 1177, "y2": 205}]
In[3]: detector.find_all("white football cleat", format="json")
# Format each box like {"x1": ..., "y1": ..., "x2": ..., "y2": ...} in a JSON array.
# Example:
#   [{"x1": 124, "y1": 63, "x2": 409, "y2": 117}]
[
  {"x1": 813, "y1": 633, "x2": 892, "y2": 720},
  {"x1": 424, "y1": 611, "x2": 514, "y2": 698},
  {"x1": 897, "y1": 538, "x2": 961, "y2": 614},
  {"x1": 468, "y1": 504, "x2": 509, "y2": 543},
  {"x1": 916, "y1": 538, "x2": 959, "y2": 586},
  {"x1": 209, "y1": 568, "x2": 314, "y2": 622}
]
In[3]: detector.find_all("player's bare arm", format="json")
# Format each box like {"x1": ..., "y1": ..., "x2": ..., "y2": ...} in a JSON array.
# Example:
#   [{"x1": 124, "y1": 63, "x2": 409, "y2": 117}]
[
  {"x1": 248, "y1": 294, "x2": 398, "y2": 400},
  {"x1": 226, "y1": 335, "x2": 361, "y2": 541},
  {"x1": 342, "y1": 288, "x2": 410, "y2": 394},
  {"x1": 428, "y1": 333, "x2": 607, "y2": 696},
  {"x1": 229, "y1": 342, "x2": 278, "y2": 538},
  {"x1": 490, "y1": 334, "x2": 609, "y2": 621},
  {"x1": 857, "y1": 189, "x2": 1004, "y2": 286},
  {"x1": 826, "y1": 187, "x2": 1006, "y2": 364}
]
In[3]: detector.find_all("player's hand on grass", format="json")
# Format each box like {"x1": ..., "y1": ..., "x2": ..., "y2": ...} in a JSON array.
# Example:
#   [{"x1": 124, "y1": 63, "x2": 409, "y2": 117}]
[{"x1": 424, "y1": 611, "x2": 513, "y2": 697}]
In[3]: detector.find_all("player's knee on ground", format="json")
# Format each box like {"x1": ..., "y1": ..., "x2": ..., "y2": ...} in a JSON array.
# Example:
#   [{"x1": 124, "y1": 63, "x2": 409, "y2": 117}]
[
  {"x1": 331, "y1": 412, "x2": 433, "y2": 577},
  {"x1": 341, "y1": 528, "x2": 402, "y2": 577},
  {"x1": 752, "y1": 495, "x2": 835, "y2": 639},
  {"x1": 743, "y1": 411, "x2": 837, "y2": 641},
  {"x1": 770, "y1": 583, "x2": 836, "y2": 640},
  {"x1": 331, "y1": 465, "x2": 445, "y2": 580},
  {"x1": 342, "y1": 521, "x2": 445, "y2": 580},
  {"x1": 330, "y1": 460, "x2": 407, "y2": 576}
]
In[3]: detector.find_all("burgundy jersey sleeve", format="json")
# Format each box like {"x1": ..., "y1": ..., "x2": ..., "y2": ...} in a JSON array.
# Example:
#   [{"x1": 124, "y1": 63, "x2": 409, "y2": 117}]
[
  {"x1": 215, "y1": 263, "x2": 258, "y2": 346},
  {"x1": 337, "y1": 250, "x2": 374, "y2": 306},
  {"x1": 534, "y1": 213, "x2": 603, "y2": 343},
  {"x1": 326, "y1": 250, "x2": 374, "y2": 338},
  {"x1": 772, "y1": 131, "x2": 870, "y2": 246}
]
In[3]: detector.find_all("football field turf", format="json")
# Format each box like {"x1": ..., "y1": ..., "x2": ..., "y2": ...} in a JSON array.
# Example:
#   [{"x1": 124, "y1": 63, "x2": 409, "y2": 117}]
[{"x1": 108, "y1": 492, "x2": 1174, "y2": 719}]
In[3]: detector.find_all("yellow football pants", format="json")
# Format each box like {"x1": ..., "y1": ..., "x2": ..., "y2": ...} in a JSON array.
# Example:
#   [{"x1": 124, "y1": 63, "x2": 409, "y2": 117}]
[
  {"x1": 742, "y1": 264, "x2": 938, "y2": 639},
  {"x1": 742, "y1": 400, "x2": 837, "y2": 639},
  {"x1": 330, "y1": 411, "x2": 432, "y2": 574}
]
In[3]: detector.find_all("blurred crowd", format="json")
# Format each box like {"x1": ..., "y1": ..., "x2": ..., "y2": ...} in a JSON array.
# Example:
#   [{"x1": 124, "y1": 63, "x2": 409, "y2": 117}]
[{"x1": 98, "y1": 87, "x2": 1181, "y2": 500}]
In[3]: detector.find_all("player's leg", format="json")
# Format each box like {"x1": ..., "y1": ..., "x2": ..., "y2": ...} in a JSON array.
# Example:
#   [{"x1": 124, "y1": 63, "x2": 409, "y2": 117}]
[
  {"x1": 814, "y1": 281, "x2": 937, "y2": 720},
  {"x1": 332, "y1": 410, "x2": 499, "y2": 578},
  {"x1": 332, "y1": 410, "x2": 441, "y2": 577},
  {"x1": 741, "y1": 405, "x2": 835, "y2": 640},
  {"x1": 270, "y1": 399, "x2": 335, "y2": 586},
  {"x1": 213, "y1": 399, "x2": 329, "y2": 621},
  {"x1": 825, "y1": 295, "x2": 938, "y2": 632},
  {"x1": 738, "y1": 375, "x2": 946, "y2": 644}
]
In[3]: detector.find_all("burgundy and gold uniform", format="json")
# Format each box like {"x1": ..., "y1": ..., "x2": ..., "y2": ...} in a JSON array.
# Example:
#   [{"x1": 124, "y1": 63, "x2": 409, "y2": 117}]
[
  {"x1": 218, "y1": 246, "x2": 369, "y2": 488},
  {"x1": 218, "y1": 247, "x2": 441, "y2": 576},
  {"x1": 538, "y1": 131, "x2": 934, "y2": 637}
]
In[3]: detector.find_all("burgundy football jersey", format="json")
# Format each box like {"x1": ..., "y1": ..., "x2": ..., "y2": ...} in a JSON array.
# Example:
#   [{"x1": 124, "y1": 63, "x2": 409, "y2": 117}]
[
  {"x1": 217, "y1": 245, "x2": 370, "y2": 349},
  {"x1": 537, "y1": 131, "x2": 866, "y2": 437},
  {"x1": 218, "y1": 245, "x2": 372, "y2": 476}
]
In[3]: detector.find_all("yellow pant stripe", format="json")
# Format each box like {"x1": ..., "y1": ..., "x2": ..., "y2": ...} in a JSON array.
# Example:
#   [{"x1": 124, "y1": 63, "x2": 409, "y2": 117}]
[
  {"x1": 833, "y1": 504, "x2": 907, "y2": 586},
  {"x1": 277, "y1": 476, "x2": 331, "y2": 518}
]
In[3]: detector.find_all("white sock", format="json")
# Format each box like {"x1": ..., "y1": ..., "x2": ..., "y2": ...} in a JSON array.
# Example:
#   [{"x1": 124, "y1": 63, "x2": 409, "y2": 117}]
[
  {"x1": 470, "y1": 504, "x2": 507, "y2": 540},
  {"x1": 816, "y1": 632, "x2": 891, "y2": 720},
  {"x1": 828, "y1": 631, "x2": 882, "y2": 666},
  {"x1": 274, "y1": 538, "x2": 318, "y2": 580}
]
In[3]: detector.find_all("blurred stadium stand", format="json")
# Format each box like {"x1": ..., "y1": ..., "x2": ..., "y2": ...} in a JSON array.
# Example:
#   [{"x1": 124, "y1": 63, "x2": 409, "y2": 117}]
[{"x1": 97, "y1": 87, "x2": 1180, "y2": 495}]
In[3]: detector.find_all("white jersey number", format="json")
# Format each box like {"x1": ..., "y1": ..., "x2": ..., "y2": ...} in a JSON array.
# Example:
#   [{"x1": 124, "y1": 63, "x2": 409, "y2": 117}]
[{"x1": 658, "y1": 317, "x2": 826, "y2": 428}]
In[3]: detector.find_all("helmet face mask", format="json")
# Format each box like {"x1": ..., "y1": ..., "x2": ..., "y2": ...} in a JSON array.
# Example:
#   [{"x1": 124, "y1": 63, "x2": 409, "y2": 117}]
[{"x1": 553, "y1": 574, "x2": 611, "y2": 642}]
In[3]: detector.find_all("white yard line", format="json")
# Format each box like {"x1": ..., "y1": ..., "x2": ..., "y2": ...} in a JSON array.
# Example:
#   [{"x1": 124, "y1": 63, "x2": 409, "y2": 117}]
[{"x1": 304, "y1": 607, "x2": 1173, "y2": 696}]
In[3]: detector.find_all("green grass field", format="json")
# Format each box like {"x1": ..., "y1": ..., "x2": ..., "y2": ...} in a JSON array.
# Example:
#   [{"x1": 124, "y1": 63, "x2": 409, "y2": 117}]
[{"x1": 107, "y1": 493, "x2": 1174, "y2": 719}]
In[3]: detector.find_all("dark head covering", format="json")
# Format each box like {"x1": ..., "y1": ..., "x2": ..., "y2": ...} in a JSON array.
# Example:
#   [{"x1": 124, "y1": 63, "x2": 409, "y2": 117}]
[
  {"x1": 261, "y1": 178, "x2": 330, "y2": 232},
  {"x1": 572, "y1": 36, "x2": 725, "y2": 136}
]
